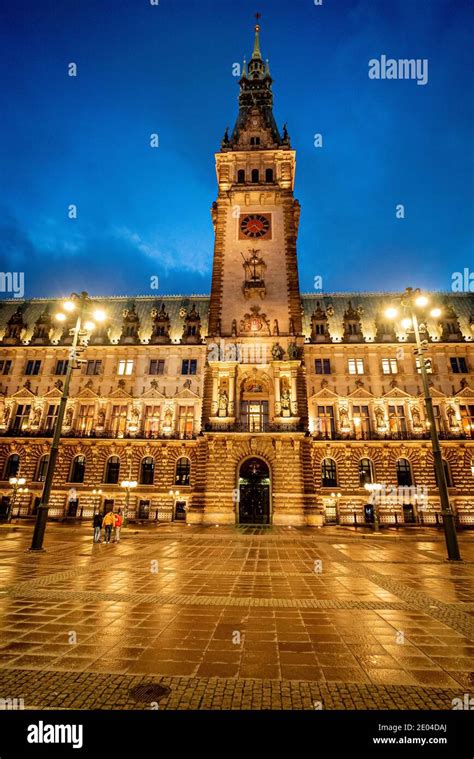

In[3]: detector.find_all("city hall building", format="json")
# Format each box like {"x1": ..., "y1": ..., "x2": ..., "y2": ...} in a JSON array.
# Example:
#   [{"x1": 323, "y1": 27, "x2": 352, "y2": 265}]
[{"x1": 1, "y1": 25, "x2": 474, "y2": 528}]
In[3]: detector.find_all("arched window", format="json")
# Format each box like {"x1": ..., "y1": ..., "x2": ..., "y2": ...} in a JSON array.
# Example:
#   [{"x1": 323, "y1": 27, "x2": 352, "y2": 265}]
[
  {"x1": 140, "y1": 456, "x2": 155, "y2": 485},
  {"x1": 321, "y1": 458, "x2": 337, "y2": 488},
  {"x1": 359, "y1": 458, "x2": 374, "y2": 486},
  {"x1": 104, "y1": 456, "x2": 120, "y2": 484},
  {"x1": 70, "y1": 455, "x2": 86, "y2": 483},
  {"x1": 237, "y1": 169, "x2": 245, "y2": 183},
  {"x1": 250, "y1": 136, "x2": 260, "y2": 146},
  {"x1": 175, "y1": 457, "x2": 190, "y2": 486},
  {"x1": 265, "y1": 168, "x2": 274, "y2": 182},
  {"x1": 436, "y1": 459, "x2": 454, "y2": 488},
  {"x1": 36, "y1": 455, "x2": 49, "y2": 482},
  {"x1": 396, "y1": 458, "x2": 413, "y2": 487},
  {"x1": 251, "y1": 169, "x2": 259, "y2": 183},
  {"x1": 4, "y1": 454, "x2": 20, "y2": 479}
]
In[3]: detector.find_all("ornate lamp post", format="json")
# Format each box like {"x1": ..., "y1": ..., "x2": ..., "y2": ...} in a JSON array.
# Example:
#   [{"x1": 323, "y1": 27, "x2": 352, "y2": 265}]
[
  {"x1": 386, "y1": 287, "x2": 461, "y2": 561},
  {"x1": 92, "y1": 488, "x2": 102, "y2": 515},
  {"x1": 8, "y1": 477, "x2": 28, "y2": 521},
  {"x1": 29, "y1": 292, "x2": 106, "y2": 551},
  {"x1": 169, "y1": 489, "x2": 180, "y2": 520},
  {"x1": 120, "y1": 480, "x2": 137, "y2": 526},
  {"x1": 364, "y1": 482, "x2": 383, "y2": 532}
]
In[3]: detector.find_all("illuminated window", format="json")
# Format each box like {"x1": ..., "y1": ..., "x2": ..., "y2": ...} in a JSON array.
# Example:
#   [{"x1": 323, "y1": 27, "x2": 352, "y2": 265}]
[
  {"x1": 118, "y1": 359, "x2": 134, "y2": 376},
  {"x1": 381, "y1": 358, "x2": 398, "y2": 374},
  {"x1": 348, "y1": 358, "x2": 364, "y2": 375}
]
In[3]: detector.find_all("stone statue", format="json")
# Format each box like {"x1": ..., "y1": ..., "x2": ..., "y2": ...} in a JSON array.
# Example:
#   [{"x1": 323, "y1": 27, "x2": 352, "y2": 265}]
[
  {"x1": 273, "y1": 319, "x2": 279, "y2": 336},
  {"x1": 231, "y1": 319, "x2": 237, "y2": 337},
  {"x1": 33, "y1": 407, "x2": 41, "y2": 426},
  {"x1": 287, "y1": 342, "x2": 298, "y2": 360},
  {"x1": 65, "y1": 407, "x2": 73, "y2": 427},
  {"x1": 3, "y1": 406, "x2": 10, "y2": 425},
  {"x1": 446, "y1": 406, "x2": 457, "y2": 428},
  {"x1": 98, "y1": 409, "x2": 106, "y2": 427},
  {"x1": 339, "y1": 407, "x2": 349, "y2": 429},
  {"x1": 164, "y1": 408, "x2": 173, "y2": 428},
  {"x1": 280, "y1": 386, "x2": 291, "y2": 416},
  {"x1": 218, "y1": 389, "x2": 229, "y2": 417},
  {"x1": 411, "y1": 407, "x2": 422, "y2": 428},
  {"x1": 271, "y1": 342, "x2": 284, "y2": 361},
  {"x1": 374, "y1": 407, "x2": 385, "y2": 428}
]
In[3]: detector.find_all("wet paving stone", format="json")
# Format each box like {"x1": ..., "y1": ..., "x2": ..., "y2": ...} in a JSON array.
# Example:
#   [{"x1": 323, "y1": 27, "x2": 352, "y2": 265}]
[{"x1": 0, "y1": 522, "x2": 473, "y2": 708}]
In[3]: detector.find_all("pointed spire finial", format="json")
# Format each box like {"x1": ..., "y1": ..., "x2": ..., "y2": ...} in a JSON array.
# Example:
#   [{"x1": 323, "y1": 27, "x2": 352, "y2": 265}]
[{"x1": 253, "y1": 12, "x2": 262, "y2": 59}]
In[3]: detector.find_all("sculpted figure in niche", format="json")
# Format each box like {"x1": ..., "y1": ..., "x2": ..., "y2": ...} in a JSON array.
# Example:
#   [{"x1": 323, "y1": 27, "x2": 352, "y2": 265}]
[
  {"x1": 446, "y1": 406, "x2": 457, "y2": 428},
  {"x1": 280, "y1": 379, "x2": 291, "y2": 417},
  {"x1": 164, "y1": 408, "x2": 173, "y2": 428},
  {"x1": 411, "y1": 407, "x2": 422, "y2": 428},
  {"x1": 339, "y1": 407, "x2": 349, "y2": 429},
  {"x1": 271, "y1": 342, "x2": 284, "y2": 361},
  {"x1": 65, "y1": 407, "x2": 74, "y2": 427},
  {"x1": 218, "y1": 389, "x2": 229, "y2": 417},
  {"x1": 374, "y1": 407, "x2": 385, "y2": 428}
]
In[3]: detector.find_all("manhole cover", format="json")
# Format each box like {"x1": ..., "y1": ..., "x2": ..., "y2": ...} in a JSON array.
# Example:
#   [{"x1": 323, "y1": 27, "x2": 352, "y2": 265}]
[{"x1": 129, "y1": 684, "x2": 170, "y2": 703}]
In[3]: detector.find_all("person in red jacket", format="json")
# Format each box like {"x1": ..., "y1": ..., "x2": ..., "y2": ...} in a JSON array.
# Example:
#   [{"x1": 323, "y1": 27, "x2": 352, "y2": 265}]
[{"x1": 113, "y1": 510, "x2": 123, "y2": 543}]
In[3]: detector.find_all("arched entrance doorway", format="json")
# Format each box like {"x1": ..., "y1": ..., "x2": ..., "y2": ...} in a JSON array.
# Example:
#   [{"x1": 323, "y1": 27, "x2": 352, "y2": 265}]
[{"x1": 238, "y1": 457, "x2": 271, "y2": 525}]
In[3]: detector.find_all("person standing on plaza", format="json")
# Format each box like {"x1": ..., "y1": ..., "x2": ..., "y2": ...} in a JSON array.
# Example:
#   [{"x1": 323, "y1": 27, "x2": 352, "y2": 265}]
[
  {"x1": 113, "y1": 510, "x2": 123, "y2": 543},
  {"x1": 102, "y1": 510, "x2": 115, "y2": 544},
  {"x1": 93, "y1": 512, "x2": 102, "y2": 543}
]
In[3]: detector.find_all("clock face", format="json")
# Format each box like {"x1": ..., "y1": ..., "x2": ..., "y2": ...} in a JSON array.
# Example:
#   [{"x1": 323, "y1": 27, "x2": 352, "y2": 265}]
[{"x1": 239, "y1": 213, "x2": 271, "y2": 239}]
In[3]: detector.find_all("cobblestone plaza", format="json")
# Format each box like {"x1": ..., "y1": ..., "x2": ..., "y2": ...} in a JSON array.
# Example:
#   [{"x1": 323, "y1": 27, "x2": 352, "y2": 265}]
[{"x1": 0, "y1": 522, "x2": 473, "y2": 710}]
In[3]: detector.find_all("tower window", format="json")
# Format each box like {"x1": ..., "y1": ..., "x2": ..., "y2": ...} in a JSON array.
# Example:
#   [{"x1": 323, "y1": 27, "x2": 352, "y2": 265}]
[
  {"x1": 265, "y1": 168, "x2": 274, "y2": 182},
  {"x1": 250, "y1": 137, "x2": 260, "y2": 146},
  {"x1": 251, "y1": 169, "x2": 259, "y2": 183},
  {"x1": 237, "y1": 169, "x2": 245, "y2": 183}
]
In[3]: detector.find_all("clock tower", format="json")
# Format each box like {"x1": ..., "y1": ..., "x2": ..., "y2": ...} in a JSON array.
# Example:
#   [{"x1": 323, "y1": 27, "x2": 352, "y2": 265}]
[
  {"x1": 196, "y1": 20, "x2": 315, "y2": 527},
  {"x1": 208, "y1": 21, "x2": 302, "y2": 341}
]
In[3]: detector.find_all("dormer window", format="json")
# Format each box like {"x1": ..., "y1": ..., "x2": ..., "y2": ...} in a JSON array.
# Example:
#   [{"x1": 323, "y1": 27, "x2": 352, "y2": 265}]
[{"x1": 250, "y1": 136, "x2": 260, "y2": 146}]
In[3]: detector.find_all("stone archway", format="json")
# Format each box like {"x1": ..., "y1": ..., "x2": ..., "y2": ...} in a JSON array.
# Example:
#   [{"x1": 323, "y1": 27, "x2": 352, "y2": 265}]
[{"x1": 238, "y1": 457, "x2": 271, "y2": 525}]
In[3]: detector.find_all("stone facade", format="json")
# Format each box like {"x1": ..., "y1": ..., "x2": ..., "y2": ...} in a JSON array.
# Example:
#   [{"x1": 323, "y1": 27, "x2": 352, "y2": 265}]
[{"x1": 1, "y1": 24, "x2": 474, "y2": 528}]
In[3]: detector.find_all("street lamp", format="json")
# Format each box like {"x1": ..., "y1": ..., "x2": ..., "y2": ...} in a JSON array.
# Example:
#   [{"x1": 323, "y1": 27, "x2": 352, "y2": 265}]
[
  {"x1": 385, "y1": 287, "x2": 461, "y2": 561},
  {"x1": 29, "y1": 292, "x2": 106, "y2": 551},
  {"x1": 120, "y1": 480, "x2": 137, "y2": 526},
  {"x1": 364, "y1": 482, "x2": 383, "y2": 532},
  {"x1": 8, "y1": 477, "x2": 28, "y2": 521}
]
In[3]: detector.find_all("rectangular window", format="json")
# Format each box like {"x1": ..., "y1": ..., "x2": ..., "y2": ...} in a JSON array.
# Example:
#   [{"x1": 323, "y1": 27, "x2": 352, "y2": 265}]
[
  {"x1": 460, "y1": 405, "x2": 474, "y2": 438},
  {"x1": 85, "y1": 360, "x2": 102, "y2": 376},
  {"x1": 44, "y1": 405, "x2": 59, "y2": 432},
  {"x1": 144, "y1": 405, "x2": 161, "y2": 437},
  {"x1": 315, "y1": 358, "x2": 331, "y2": 375},
  {"x1": 110, "y1": 405, "x2": 127, "y2": 436},
  {"x1": 381, "y1": 358, "x2": 398, "y2": 374},
  {"x1": 348, "y1": 358, "x2": 364, "y2": 375},
  {"x1": 54, "y1": 359, "x2": 69, "y2": 375},
  {"x1": 352, "y1": 405, "x2": 371, "y2": 439},
  {"x1": 0, "y1": 360, "x2": 12, "y2": 375},
  {"x1": 240, "y1": 400, "x2": 269, "y2": 432},
  {"x1": 25, "y1": 359, "x2": 41, "y2": 375},
  {"x1": 78, "y1": 405, "x2": 95, "y2": 435},
  {"x1": 11, "y1": 404, "x2": 31, "y2": 432},
  {"x1": 388, "y1": 405, "x2": 407, "y2": 435},
  {"x1": 315, "y1": 406, "x2": 335, "y2": 438},
  {"x1": 118, "y1": 359, "x2": 134, "y2": 376},
  {"x1": 181, "y1": 359, "x2": 197, "y2": 375},
  {"x1": 149, "y1": 359, "x2": 165, "y2": 375},
  {"x1": 450, "y1": 357, "x2": 468, "y2": 373},
  {"x1": 177, "y1": 406, "x2": 194, "y2": 437}
]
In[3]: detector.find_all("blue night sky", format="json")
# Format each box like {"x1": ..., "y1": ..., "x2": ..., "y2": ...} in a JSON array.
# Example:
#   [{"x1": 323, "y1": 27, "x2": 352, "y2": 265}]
[{"x1": 0, "y1": 0, "x2": 472, "y2": 298}]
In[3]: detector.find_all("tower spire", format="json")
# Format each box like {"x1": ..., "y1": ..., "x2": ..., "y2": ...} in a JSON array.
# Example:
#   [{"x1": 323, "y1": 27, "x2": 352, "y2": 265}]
[{"x1": 248, "y1": 13, "x2": 265, "y2": 79}]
